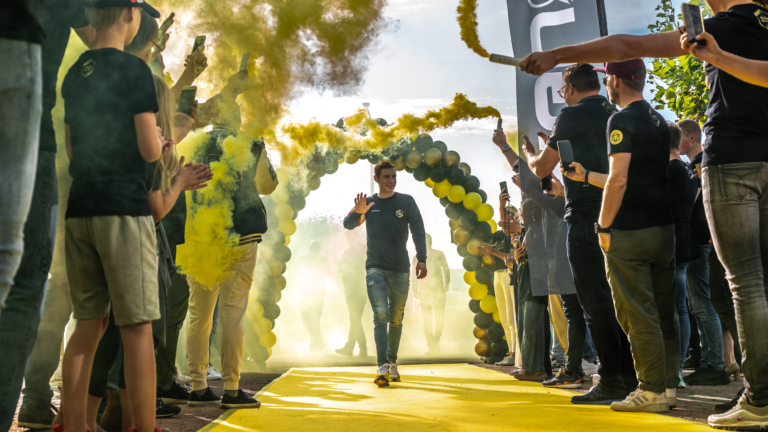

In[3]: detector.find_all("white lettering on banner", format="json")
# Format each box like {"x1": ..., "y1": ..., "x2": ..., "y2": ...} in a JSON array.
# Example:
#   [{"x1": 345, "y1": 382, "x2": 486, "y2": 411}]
[
  {"x1": 534, "y1": 72, "x2": 564, "y2": 130},
  {"x1": 527, "y1": 0, "x2": 572, "y2": 8},
  {"x1": 530, "y1": 8, "x2": 575, "y2": 53}
]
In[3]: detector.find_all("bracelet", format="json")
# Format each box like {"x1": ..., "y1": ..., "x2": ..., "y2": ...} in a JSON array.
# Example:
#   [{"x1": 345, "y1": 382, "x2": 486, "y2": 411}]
[{"x1": 585, "y1": 170, "x2": 590, "y2": 185}]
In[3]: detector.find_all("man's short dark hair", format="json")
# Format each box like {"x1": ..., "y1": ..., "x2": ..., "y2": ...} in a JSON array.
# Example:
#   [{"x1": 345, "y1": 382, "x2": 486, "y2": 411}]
[
  {"x1": 374, "y1": 160, "x2": 395, "y2": 178},
  {"x1": 563, "y1": 63, "x2": 600, "y2": 93},
  {"x1": 668, "y1": 122, "x2": 682, "y2": 151},
  {"x1": 678, "y1": 119, "x2": 702, "y2": 144},
  {"x1": 619, "y1": 77, "x2": 645, "y2": 93}
]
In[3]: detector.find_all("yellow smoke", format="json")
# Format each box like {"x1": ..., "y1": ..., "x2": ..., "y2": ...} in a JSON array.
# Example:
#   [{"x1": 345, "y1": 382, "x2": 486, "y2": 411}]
[{"x1": 456, "y1": 0, "x2": 489, "y2": 58}]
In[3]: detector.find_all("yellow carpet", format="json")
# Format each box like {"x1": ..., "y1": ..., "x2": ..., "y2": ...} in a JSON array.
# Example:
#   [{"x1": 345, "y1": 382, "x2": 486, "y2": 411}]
[{"x1": 203, "y1": 364, "x2": 712, "y2": 432}]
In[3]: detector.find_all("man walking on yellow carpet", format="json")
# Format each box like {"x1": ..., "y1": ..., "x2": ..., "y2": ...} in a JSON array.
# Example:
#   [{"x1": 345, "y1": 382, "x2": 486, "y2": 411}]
[{"x1": 343, "y1": 160, "x2": 428, "y2": 387}]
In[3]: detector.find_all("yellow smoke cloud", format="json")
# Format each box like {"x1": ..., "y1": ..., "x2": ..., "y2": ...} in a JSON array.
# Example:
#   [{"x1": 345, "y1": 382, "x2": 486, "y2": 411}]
[{"x1": 456, "y1": 0, "x2": 489, "y2": 58}]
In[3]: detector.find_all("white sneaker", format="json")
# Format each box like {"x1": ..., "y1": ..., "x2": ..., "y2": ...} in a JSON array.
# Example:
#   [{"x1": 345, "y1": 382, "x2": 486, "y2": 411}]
[
  {"x1": 666, "y1": 388, "x2": 677, "y2": 409},
  {"x1": 207, "y1": 365, "x2": 222, "y2": 381},
  {"x1": 389, "y1": 363, "x2": 401, "y2": 382},
  {"x1": 374, "y1": 364, "x2": 390, "y2": 387},
  {"x1": 611, "y1": 389, "x2": 669, "y2": 413},
  {"x1": 708, "y1": 395, "x2": 768, "y2": 430},
  {"x1": 495, "y1": 356, "x2": 515, "y2": 366},
  {"x1": 581, "y1": 359, "x2": 598, "y2": 376}
]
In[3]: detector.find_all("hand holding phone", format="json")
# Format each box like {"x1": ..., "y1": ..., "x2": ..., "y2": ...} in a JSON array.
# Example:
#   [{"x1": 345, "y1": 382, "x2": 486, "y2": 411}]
[
  {"x1": 192, "y1": 35, "x2": 206, "y2": 54},
  {"x1": 177, "y1": 86, "x2": 197, "y2": 116},
  {"x1": 557, "y1": 140, "x2": 575, "y2": 172},
  {"x1": 682, "y1": 3, "x2": 706, "y2": 47},
  {"x1": 496, "y1": 118, "x2": 503, "y2": 131}
]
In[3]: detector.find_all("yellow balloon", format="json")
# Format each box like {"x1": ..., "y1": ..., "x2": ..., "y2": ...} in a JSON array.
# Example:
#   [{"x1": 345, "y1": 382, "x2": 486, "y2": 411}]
[
  {"x1": 488, "y1": 219, "x2": 497, "y2": 233},
  {"x1": 253, "y1": 316, "x2": 272, "y2": 334},
  {"x1": 272, "y1": 185, "x2": 290, "y2": 203},
  {"x1": 453, "y1": 226, "x2": 471, "y2": 245},
  {"x1": 463, "y1": 271, "x2": 477, "y2": 285},
  {"x1": 260, "y1": 331, "x2": 277, "y2": 348},
  {"x1": 467, "y1": 237, "x2": 482, "y2": 256},
  {"x1": 247, "y1": 301, "x2": 264, "y2": 319},
  {"x1": 275, "y1": 274, "x2": 287, "y2": 291},
  {"x1": 275, "y1": 167, "x2": 289, "y2": 185},
  {"x1": 338, "y1": 158, "x2": 345, "y2": 164},
  {"x1": 308, "y1": 177, "x2": 321, "y2": 191},
  {"x1": 392, "y1": 156, "x2": 406, "y2": 171},
  {"x1": 275, "y1": 203, "x2": 294, "y2": 220},
  {"x1": 468, "y1": 283, "x2": 488, "y2": 301},
  {"x1": 345, "y1": 153, "x2": 359, "y2": 164},
  {"x1": 266, "y1": 345, "x2": 273, "y2": 358},
  {"x1": 275, "y1": 290, "x2": 282, "y2": 303},
  {"x1": 405, "y1": 150, "x2": 423, "y2": 169},
  {"x1": 425, "y1": 178, "x2": 435, "y2": 188},
  {"x1": 463, "y1": 192, "x2": 482, "y2": 210},
  {"x1": 285, "y1": 236, "x2": 291, "y2": 246},
  {"x1": 424, "y1": 148, "x2": 442, "y2": 166},
  {"x1": 448, "y1": 185, "x2": 466, "y2": 203},
  {"x1": 278, "y1": 219, "x2": 297, "y2": 236},
  {"x1": 480, "y1": 295, "x2": 498, "y2": 314},
  {"x1": 448, "y1": 219, "x2": 461, "y2": 230},
  {"x1": 432, "y1": 180, "x2": 451, "y2": 198},
  {"x1": 475, "y1": 203, "x2": 494, "y2": 222},
  {"x1": 492, "y1": 310, "x2": 501, "y2": 324}
]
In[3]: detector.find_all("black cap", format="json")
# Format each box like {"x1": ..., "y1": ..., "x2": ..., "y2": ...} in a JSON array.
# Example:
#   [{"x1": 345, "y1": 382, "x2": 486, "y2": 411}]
[{"x1": 86, "y1": 0, "x2": 160, "y2": 19}]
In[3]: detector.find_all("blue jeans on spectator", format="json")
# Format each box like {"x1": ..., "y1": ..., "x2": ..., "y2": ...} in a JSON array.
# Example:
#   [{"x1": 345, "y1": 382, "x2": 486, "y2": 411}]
[
  {"x1": 675, "y1": 262, "x2": 691, "y2": 373},
  {"x1": 582, "y1": 326, "x2": 597, "y2": 362},
  {"x1": 704, "y1": 163, "x2": 768, "y2": 404},
  {"x1": 0, "y1": 151, "x2": 57, "y2": 430},
  {"x1": 0, "y1": 39, "x2": 42, "y2": 309},
  {"x1": 685, "y1": 244, "x2": 724, "y2": 371},
  {"x1": 551, "y1": 324, "x2": 565, "y2": 362},
  {"x1": 366, "y1": 268, "x2": 409, "y2": 366}
]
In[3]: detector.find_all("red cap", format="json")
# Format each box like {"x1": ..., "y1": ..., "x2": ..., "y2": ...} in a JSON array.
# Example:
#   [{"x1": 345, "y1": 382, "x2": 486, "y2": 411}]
[{"x1": 594, "y1": 59, "x2": 646, "y2": 80}]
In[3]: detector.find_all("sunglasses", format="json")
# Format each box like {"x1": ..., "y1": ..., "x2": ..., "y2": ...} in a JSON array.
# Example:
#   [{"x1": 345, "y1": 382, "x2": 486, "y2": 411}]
[{"x1": 557, "y1": 84, "x2": 569, "y2": 99}]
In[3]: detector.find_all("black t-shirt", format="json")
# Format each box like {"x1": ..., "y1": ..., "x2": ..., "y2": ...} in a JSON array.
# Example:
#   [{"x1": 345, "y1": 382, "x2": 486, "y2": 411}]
[
  {"x1": 0, "y1": 0, "x2": 45, "y2": 43},
  {"x1": 63, "y1": 48, "x2": 159, "y2": 218},
  {"x1": 40, "y1": 0, "x2": 89, "y2": 153},
  {"x1": 688, "y1": 152, "x2": 710, "y2": 244},
  {"x1": 668, "y1": 159, "x2": 698, "y2": 222},
  {"x1": 607, "y1": 100, "x2": 674, "y2": 231},
  {"x1": 702, "y1": 4, "x2": 768, "y2": 166},
  {"x1": 547, "y1": 95, "x2": 616, "y2": 221}
]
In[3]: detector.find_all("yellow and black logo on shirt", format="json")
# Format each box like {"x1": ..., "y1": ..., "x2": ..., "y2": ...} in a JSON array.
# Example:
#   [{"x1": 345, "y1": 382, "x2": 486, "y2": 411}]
[
  {"x1": 396, "y1": 210, "x2": 404, "y2": 218},
  {"x1": 603, "y1": 101, "x2": 617, "y2": 114},
  {"x1": 81, "y1": 59, "x2": 95, "y2": 78},
  {"x1": 610, "y1": 130, "x2": 623, "y2": 145},
  {"x1": 756, "y1": 10, "x2": 768, "y2": 30}
]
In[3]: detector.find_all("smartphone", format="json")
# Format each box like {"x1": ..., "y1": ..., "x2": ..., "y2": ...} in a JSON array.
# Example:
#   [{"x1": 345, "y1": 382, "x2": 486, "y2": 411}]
[
  {"x1": 489, "y1": 54, "x2": 522, "y2": 67},
  {"x1": 542, "y1": 174, "x2": 552, "y2": 191},
  {"x1": 681, "y1": 3, "x2": 706, "y2": 46},
  {"x1": 192, "y1": 35, "x2": 206, "y2": 54},
  {"x1": 177, "y1": 86, "x2": 197, "y2": 116},
  {"x1": 500, "y1": 181, "x2": 508, "y2": 193},
  {"x1": 497, "y1": 118, "x2": 503, "y2": 131},
  {"x1": 239, "y1": 53, "x2": 249, "y2": 72},
  {"x1": 557, "y1": 140, "x2": 575, "y2": 172}
]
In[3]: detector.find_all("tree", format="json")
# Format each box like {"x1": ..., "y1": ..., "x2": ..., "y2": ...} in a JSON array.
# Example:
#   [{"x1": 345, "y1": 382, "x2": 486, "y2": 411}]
[{"x1": 647, "y1": 0, "x2": 712, "y2": 123}]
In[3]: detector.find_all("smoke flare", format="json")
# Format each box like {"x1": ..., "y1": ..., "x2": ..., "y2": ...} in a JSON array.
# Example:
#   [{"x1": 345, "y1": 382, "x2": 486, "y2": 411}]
[{"x1": 456, "y1": 0, "x2": 489, "y2": 58}]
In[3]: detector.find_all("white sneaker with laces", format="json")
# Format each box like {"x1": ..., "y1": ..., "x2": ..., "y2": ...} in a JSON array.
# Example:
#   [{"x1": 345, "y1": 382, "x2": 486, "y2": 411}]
[
  {"x1": 581, "y1": 359, "x2": 598, "y2": 376},
  {"x1": 207, "y1": 365, "x2": 222, "y2": 381},
  {"x1": 374, "y1": 364, "x2": 390, "y2": 387},
  {"x1": 495, "y1": 356, "x2": 515, "y2": 366},
  {"x1": 708, "y1": 395, "x2": 768, "y2": 430},
  {"x1": 611, "y1": 389, "x2": 669, "y2": 413},
  {"x1": 666, "y1": 388, "x2": 677, "y2": 409},
  {"x1": 389, "y1": 363, "x2": 401, "y2": 382}
]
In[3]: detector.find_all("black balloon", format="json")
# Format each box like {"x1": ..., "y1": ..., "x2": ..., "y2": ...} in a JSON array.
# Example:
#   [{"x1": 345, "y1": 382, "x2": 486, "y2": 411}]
[
  {"x1": 413, "y1": 164, "x2": 432, "y2": 181},
  {"x1": 478, "y1": 189, "x2": 487, "y2": 203},
  {"x1": 463, "y1": 255, "x2": 482, "y2": 272},
  {"x1": 445, "y1": 202, "x2": 466, "y2": 220},
  {"x1": 462, "y1": 175, "x2": 481, "y2": 193},
  {"x1": 404, "y1": 165, "x2": 414, "y2": 174},
  {"x1": 439, "y1": 196, "x2": 451, "y2": 207},
  {"x1": 491, "y1": 341, "x2": 509, "y2": 357},
  {"x1": 254, "y1": 344, "x2": 270, "y2": 360},
  {"x1": 433, "y1": 140, "x2": 448, "y2": 154},
  {"x1": 473, "y1": 312, "x2": 494, "y2": 330},
  {"x1": 469, "y1": 299, "x2": 481, "y2": 313},
  {"x1": 473, "y1": 221, "x2": 492, "y2": 242},
  {"x1": 429, "y1": 165, "x2": 447, "y2": 183},
  {"x1": 414, "y1": 134, "x2": 433, "y2": 152},
  {"x1": 273, "y1": 245, "x2": 292, "y2": 262},
  {"x1": 457, "y1": 244, "x2": 469, "y2": 257},
  {"x1": 487, "y1": 324, "x2": 504, "y2": 341},
  {"x1": 368, "y1": 154, "x2": 383, "y2": 165},
  {"x1": 447, "y1": 167, "x2": 465, "y2": 185},
  {"x1": 460, "y1": 211, "x2": 479, "y2": 229},
  {"x1": 287, "y1": 194, "x2": 306, "y2": 211},
  {"x1": 475, "y1": 267, "x2": 493, "y2": 285}
]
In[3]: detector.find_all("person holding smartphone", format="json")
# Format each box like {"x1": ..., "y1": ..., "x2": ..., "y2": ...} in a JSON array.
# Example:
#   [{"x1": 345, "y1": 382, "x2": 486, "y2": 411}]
[{"x1": 515, "y1": 63, "x2": 637, "y2": 404}]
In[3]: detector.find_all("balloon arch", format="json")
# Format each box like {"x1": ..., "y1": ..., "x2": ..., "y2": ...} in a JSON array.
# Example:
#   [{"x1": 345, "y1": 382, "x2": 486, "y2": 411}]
[{"x1": 243, "y1": 119, "x2": 508, "y2": 369}]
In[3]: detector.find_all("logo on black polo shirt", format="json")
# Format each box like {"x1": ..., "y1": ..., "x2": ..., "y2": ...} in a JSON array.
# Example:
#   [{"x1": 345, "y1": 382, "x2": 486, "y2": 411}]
[
  {"x1": 610, "y1": 130, "x2": 623, "y2": 145},
  {"x1": 649, "y1": 109, "x2": 661, "y2": 127},
  {"x1": 396, "y1": 210, "x2": 403, "y2": 218},
  {"x1": 756, "y1": 10, "x2": 768, "y2": 29},
  {"x1": 603, "y1": 101, "x2": 617, "y2": 114},
  {"x1": 81, "y1": 59, "x2": 95, "y2": 78}
]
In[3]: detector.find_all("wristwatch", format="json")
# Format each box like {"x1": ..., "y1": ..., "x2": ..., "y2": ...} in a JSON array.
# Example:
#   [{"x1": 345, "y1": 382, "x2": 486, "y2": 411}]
[
  {"x1": 501, "y1": 145, "x2": 512, "y2": 152},
  {"x1": 594, "y1": 222, "x2": 611, "y2": 234}
]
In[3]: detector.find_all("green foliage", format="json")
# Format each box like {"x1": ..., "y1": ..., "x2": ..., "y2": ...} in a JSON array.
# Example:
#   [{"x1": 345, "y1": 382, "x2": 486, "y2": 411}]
[{"x1": 647, "y1": 0, "x2": 711, "y2": 123}]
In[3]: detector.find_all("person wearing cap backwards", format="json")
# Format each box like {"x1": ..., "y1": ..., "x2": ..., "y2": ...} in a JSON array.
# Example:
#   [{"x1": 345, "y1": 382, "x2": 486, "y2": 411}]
[
  {"x1": 519, "y1": 0, "x2": 768, "y2": 428},
  {"x1": 563, "y1": 60, "x2": 678, "y2": 413},
  {"x1": 57, "y1": 0, "x2": 166, "y2": 431}
]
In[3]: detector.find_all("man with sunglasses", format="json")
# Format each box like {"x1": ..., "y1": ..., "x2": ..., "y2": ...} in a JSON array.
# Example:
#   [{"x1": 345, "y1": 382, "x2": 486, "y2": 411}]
[{"x1": 514, "y1": 63, "x2": 637, "y2": 404}]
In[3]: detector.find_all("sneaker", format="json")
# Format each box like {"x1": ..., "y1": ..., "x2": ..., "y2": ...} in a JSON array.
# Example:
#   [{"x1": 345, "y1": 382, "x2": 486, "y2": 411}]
[
  {"x1": 709, "y1": 394, "x2": 768, "y2": 430},
  {"x1": 611, "y1": 389, "x2": 669, "y2": 413},
  {"x1": 158, "y1": 381, "x2": 191, "y2": 404},
  {"x1": 716, "y1": 388, "x2": 746, "y2": 414},
  {"x1": 581, "y1": 359, "x2": 598, "y2": 376},
  {"x1": 207, "y1": 365, "x2": 222, "y2": 381},
  {"x1": 514, "y1": 371, "x2": 548, "y2": 382},
  {"x1": 176, "y1": 369, "x2": 192, "y2": 384},
  {"x1": 335, "y1": 346, "x2": 354, "y2": 357},
  {"x1": 374, "y1": 364, "x2": 390, "y2": 387},
  {"x1": 683, "y1": 366, "x2": 706, "y2": 383},
  {"x1": 666, "y1": 388, "x2": 677, "y2": 409},
  {"x1": 571, "y1": 383, "x2": 626, "y2": 405},
  {"x1": 156, "y1": 398, "x2": 180, "y2": 418},
  {"x1": 677, "y1": 371, "x2": 686, "y2": 389},
  {"x1": 187, "y1": 387, "x2": 221, "y2": 406},
  {"x1": 686, "y1": 366, "x2": 732, "y2": 386},
  {"x1": 17, "y1": 404, "x2": 57, "y2": 429},
  {"x1": 542, "y1": 369, "x2": 583, "y2": 389},
  {"x1": 221, "y1": 390, "x2": 261, "y2": 409},
  {"x1": 389, "y1": 363, "x2": 401, "y2": 382},
  {"x1": 495, "y1": 356, "x2": 515, "y2": 366},
  {"x1": 550, "y1": 357, "x2": 565, "y2": 370}
]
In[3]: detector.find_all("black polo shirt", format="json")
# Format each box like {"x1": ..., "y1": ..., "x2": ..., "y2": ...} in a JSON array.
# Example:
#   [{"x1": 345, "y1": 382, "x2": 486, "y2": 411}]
[
  {"x1": 607, "y1": 100, "x2": 673, "y2": 231},
  {"x1": 547, "y1": 95, "x2": 616, "y2": 221},
  {"x1": 702, "y1": 4, "x2": 768, "y2": 166}
]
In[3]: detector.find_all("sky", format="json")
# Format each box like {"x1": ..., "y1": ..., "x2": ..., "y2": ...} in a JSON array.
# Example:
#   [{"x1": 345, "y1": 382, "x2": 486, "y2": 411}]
[{"x1": 275, "y1": 0, "x2": 673, "y2": 268}]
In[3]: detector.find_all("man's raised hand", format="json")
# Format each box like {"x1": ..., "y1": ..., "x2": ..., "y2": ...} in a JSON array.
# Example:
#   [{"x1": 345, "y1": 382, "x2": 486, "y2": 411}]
[{"x1": 354, "y1": 193, "x2": 375, "y2": 214}]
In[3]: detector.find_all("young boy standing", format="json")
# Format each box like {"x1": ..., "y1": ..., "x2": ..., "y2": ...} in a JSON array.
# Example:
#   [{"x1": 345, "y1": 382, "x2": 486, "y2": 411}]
[{"x1": 60, "y1": 1, "x2": 164, "y2": 432}]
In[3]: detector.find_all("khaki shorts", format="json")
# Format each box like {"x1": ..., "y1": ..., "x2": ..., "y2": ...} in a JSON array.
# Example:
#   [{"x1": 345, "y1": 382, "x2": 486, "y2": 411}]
[{"x1": 65, "y1": 215, "x2": 160, "y2": 326}]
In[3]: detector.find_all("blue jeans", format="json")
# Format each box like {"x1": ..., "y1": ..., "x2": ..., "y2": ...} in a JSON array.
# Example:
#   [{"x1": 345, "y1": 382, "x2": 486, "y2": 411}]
[
  {"x1": 704, "y1": 163, "x2": 768, "y2": 404},
  {"x1": 0, "y1": 151, "x2": 57, "y2": 429},
  {"x1": 685, "y1": 244, "x2": 724, "y2": 370},
  {"x1": 675, "y1": 262, "x2": 691, "y2": 373},
  {"x1": 366, "y1": 268, "x2": 409, "y2": 366},
  {"x1": 0, "y1": 39, "x2": 42, "y2": 309},
  {"x1": 582, "y1": 326, "x2": 597, "y2": 362}
]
